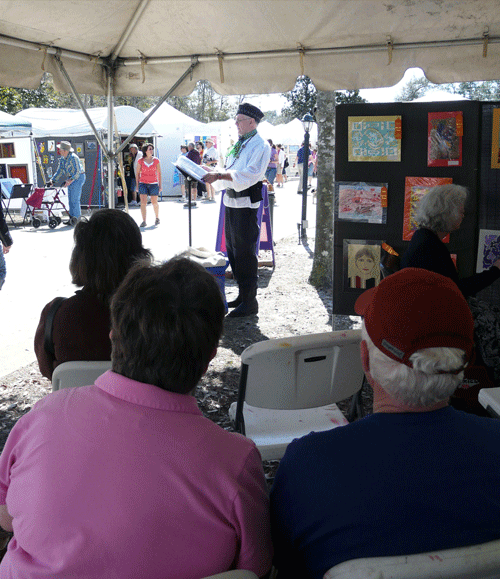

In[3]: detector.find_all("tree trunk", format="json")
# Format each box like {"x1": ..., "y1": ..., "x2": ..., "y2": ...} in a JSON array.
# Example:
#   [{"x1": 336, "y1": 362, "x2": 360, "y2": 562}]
[{"x1": 309, "y1": 90, "x2": 335, "y2": 288}]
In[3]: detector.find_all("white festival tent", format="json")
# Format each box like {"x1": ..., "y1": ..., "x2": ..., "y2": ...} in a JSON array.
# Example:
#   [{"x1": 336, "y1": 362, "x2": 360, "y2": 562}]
[
  {"x1": 0, "y1": 111, "x2": 31, "y2": 136},
  {"x1": 0, "y1": 111, "x2": 36, "y2": 185},
  {"x1": 0, "y1": 0, "x2": 498, "y2": 203},
  {"x1": 145, "y1": 102, "x2": 206, "y2": 195},
  {"x1": 15, "y1": 106, "x2": 157, "y2": 139}
]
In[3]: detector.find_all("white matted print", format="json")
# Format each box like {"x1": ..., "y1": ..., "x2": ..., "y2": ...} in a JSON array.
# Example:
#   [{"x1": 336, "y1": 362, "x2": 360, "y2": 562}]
[
  {"x1": 476, "y1": 229, "x2": 500, "y2": 272},
  {"x1": 343, "y1": 239, "x2": 382, "y2": 291}
]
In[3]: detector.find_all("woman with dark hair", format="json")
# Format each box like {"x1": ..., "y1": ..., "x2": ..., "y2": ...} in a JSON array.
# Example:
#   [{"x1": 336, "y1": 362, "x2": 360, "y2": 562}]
[
  {"x1": 196, "y1": 141, "x2": 207, "y2": 199},
  {"x1": 265, "y1": 139, "x2": 279, "y2": 186},
  {"x1": 34, "y1": 209, "x2": 152, "y2": 379},
  {"x1": 136, "y1": 142, "x2": 161, "y2": 227}
]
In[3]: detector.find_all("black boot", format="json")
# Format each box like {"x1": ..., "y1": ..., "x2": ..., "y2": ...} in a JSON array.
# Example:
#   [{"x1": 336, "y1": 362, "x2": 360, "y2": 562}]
[
  {"x1": 226, "y1": 284, "x2": 258, "y2": 318},
  {"x1": 227, "y1": 298, "x2": 258, "y2": 317},
  {"x1": 227, "y1": 295, "x2": 243, "y2": 308}
]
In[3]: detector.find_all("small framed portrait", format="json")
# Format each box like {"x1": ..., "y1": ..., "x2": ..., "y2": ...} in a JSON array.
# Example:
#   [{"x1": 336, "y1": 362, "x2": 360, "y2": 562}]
[{"x1": 343, "y1": 239, "x2": 382, "y2": 291}]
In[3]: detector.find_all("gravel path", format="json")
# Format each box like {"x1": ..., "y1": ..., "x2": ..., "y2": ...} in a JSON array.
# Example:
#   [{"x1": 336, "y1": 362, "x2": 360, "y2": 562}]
[{"x1": 0, "y1": 234, "x2": 373, "y2": 481}]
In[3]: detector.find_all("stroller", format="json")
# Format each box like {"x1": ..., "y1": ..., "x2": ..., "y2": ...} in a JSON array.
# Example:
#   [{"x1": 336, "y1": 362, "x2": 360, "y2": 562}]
[{"x1": 26, "y1": 187, "x2": 71, "y2": 229}]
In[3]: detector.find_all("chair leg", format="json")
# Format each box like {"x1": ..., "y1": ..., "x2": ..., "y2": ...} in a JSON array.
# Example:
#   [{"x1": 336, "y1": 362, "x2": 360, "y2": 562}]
[{"x1": 347, "y1": 377, "x2": 366, "y2": 422}]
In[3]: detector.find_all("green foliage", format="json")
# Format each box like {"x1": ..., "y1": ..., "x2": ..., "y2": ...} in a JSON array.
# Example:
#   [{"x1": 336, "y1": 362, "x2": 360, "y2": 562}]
[
  {"x1": 445, "y1": 81, "x2": 500, "y2": 101},
  {"x1": 394, "y1": 77, "x2": 436, "y2": 101},
  {"x1": 334, "y1": 90, "x2": 366, "y2": 105},
  {"x1": 281, "y1": 77, "x2": 367, "y2": 121},
  {"x1": 166, "y1": 81, "x2": 233, "y2": 123},
  {"x1": 281, "y1": 76, "x2": 317, "y2": 122}
]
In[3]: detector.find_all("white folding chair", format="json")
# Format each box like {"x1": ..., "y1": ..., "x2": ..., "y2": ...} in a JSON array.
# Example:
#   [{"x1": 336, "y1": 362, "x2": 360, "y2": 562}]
[
  {"x1": 202, "y1": 571, "x2": 259, "y2": 579},
  {"x1": 324, "y1": 539, "x2": 500, "y2": 579},
  {"x1": 478, "y1": 387, "x2": 500, "y2": 418},
  {"x1": 52, "y1": 360, "x2": 112, "y2": 391},
  {"x1": 229, "y1": 330, "x2": 364, "y2": 461}
]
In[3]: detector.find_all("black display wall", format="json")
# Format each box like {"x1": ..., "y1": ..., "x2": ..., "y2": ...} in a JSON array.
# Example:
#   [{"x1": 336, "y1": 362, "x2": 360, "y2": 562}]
[{"x1": 333, "y1": 100, "x2": 494, "y2": 315}]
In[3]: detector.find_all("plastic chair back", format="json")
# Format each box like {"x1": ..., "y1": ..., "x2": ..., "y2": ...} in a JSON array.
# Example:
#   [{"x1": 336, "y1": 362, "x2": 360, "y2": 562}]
[
  {"x1": 241, "y1": 330, "x2": 363, "y2": 410},
  {"x1": 52, "y1": 360, "x2": 111, "y2": 391}
]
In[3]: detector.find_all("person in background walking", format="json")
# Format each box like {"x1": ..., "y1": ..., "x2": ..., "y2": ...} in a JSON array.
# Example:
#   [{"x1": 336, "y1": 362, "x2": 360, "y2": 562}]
[
  {"x1": 265, "y1": 140, "x2": 279, "y2": 188},
  {"x1": 0, "y1": 201, "x2": 13, "y2": 290},
  {"x1": 136, "y1": 143, "x2": 161, "y2": 227},
  {"x1": 203, "y1": 137, "x2": 218, "y2": 201},
  {"x1": 185, "y1": 142, "x2": 200, "y2": 207},
  {"x1": 127, "y1": 144, "x2": 142, "y2": 206},
  {"x1": 178, "y1": 144, "x2": 188, "y2": 202},
  {"x1": 276, "y1": 144, "x2": 285, "y2": 188},
  {"x1": 48, "y1": 141, "x2": 86, "y2": 225}
]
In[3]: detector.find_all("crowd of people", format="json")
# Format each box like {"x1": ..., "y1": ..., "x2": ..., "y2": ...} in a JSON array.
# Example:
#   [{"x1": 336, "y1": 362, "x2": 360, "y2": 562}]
[{"x1": 1, "y1": 104, "x2": 500, "y2": 578}]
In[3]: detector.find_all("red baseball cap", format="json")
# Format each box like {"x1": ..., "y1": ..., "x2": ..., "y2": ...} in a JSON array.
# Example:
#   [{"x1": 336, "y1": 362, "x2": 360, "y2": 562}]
[{"x1": 354, "y1": 268, "x2": 475, "y2": 368}]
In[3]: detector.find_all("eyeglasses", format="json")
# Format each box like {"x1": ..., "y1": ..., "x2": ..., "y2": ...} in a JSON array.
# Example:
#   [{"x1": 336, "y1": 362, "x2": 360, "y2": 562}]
[
  {"x1": 235, "y1": 117, "x2": 252, "y2": 125},
  {"x1": 147, "y1": 147, "x2": 154, "y2": 150}
]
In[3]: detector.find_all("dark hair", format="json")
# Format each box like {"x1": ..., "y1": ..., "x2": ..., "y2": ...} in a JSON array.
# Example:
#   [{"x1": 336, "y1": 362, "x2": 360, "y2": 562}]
[
  {"x1": 196, "y1": 141, "x2": 204, "y2": 150},
  {"x1": 70, "y1": 209, "x2": 152, "y2": 302},
  {"x1": 110, "y1": 258, "x2": 225, "y2": 393},
  {"x1": 141, "y1": 143, "x2": 154, "y2": 156},
  {"x1": 180, "y1": 145, "x2": 188, "y2": 152}
]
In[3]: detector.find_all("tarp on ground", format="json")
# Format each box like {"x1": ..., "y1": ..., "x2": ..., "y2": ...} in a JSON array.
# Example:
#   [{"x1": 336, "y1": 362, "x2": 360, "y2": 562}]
[
  {"x1": 0, "y1": 1, "x2": 498, "y2": 97},
  {"x1": 14, "y1": 106, "x2": 157, "y2": 138}
]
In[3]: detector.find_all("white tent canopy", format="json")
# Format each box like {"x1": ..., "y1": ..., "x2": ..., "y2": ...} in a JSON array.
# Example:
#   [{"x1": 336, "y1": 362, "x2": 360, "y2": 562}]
[
  {"x1": 0, "y1": 1, "x2": 498, "y2": 97},
  {"x1": 15, "y1": 105, "x2": 157, "y2": 138},
  {"x1": 1, "y1": 0, "x2": 498, "y2": 204},
  {"x1": 0, "y1": 110, "x2": 31, "y2": 136}
]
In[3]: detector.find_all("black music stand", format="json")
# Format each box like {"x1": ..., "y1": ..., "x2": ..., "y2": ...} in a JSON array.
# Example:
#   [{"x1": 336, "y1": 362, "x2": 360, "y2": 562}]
[{"x1": 176, "y1": 168, "x2": 201, "y2": 247}]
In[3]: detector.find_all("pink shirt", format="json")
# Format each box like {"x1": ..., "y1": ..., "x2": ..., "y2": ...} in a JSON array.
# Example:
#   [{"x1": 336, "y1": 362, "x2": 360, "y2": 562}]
[
  {"x1": 137, "y1": 156, "x2": 160, "y2": 184},
  {"x1": 0, "y1": 371, "x2": 272, "y2": 579}
]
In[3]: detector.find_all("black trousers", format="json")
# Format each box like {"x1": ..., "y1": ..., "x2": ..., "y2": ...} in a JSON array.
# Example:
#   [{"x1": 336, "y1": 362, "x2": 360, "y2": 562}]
[{"x1": 225, "y1": 205, "x2": 259, "y2": 301}]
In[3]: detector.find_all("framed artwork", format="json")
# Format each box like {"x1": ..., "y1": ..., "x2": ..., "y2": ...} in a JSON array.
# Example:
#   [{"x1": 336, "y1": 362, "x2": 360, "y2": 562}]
[
  {"x1": 47, "y1": 140, "x2": 55, "y2": 152},
  {"x1": 86, "y1": 140, "x2": 97, "y2": 150},
  {"x1": 335, "y1": 182, "x2": 388, "y2": 224},
  {"x1": 476, "y1": 229, "x2": 500, "y2": 272},
  {"x1": 343, "y1": 239, "x2": 382, "y2": 291},
  {"x1": 75, "y1": 143, "x2": 84, "y2": 157},
  {"x1": 427, "y1": 111, "x2": 463, "y2": 167},
  {"x1": 348, "y1": 116, "x2": 402, "y2": 162},
  {"x1": 491, "y1": 108, "x2": 500, "y2": 169},
  {"x1": 403, "y1": 177, "x2": 453, "y2": 241}
]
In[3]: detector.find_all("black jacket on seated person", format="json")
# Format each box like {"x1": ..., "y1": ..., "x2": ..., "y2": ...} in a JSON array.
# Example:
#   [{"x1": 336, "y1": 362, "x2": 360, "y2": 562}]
[
  {"x1": 401, "y1": 228, "x2": 500, "y2": 298},
  {"x1": 0, "y1": 202, "x2": 13, "y2": 247}
]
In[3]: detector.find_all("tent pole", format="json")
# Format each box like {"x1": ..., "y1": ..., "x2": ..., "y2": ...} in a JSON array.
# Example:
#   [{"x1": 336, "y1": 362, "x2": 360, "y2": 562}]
[
  {"x1": 53, "y1": 54, "x2": 109, "y2": 156},
  {"x1": 116, "y1": 58, "x2": 199, "y2": 156},
  {"x1": 107, "y1": 69, "x2": 116, "y2": 209}
]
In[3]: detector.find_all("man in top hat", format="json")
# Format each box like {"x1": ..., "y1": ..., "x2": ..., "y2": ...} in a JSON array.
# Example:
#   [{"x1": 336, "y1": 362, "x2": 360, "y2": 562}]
[
  {"x1": 48, "y1": 141, "x2": 86, "y2": 225},
  {"x1": 204, "y1": 103, "x2": 270, "y2": 317},
  {"x1": 270, "y1": 268, "x2": 500, "y2": 579}
]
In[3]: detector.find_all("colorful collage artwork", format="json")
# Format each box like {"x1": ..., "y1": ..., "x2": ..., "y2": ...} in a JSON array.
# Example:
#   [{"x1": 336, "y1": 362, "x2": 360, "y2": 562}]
[
  {"x1": 491, "y1": 108, "x2": 500, "y2": 169},
  {"x1": 335, "y1": 182, "x2": 387, "y2": 224},
  {"x1": 403, "y1": 177, "x2": 453, "y2": 241},
  {"x1": 427, "y1": 111, "x2": 462, "y2": 167},
  {"x1": 476, "y1": 229, "x2": 500, "y2": 272},
  {"x1": 348, "y1": 116, "x2": 401, "y2": 162}
]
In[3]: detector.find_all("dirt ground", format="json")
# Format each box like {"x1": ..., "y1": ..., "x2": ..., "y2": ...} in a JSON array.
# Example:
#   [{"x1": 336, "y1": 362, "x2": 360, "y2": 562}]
[{"x1": 0, "y1": 234, "x2": 373, "y2": 482}]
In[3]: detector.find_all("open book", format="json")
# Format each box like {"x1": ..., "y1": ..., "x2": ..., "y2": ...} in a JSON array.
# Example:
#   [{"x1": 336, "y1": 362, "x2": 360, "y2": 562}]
[{"x1": 173, "y1": 155, "x2": 208, "y2": 183}]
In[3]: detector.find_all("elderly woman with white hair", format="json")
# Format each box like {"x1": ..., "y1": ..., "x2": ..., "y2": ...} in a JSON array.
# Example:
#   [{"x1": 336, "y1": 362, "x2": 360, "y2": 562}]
[{"x1": 401, "y1": 184, "x2": 500, "y2": 297}]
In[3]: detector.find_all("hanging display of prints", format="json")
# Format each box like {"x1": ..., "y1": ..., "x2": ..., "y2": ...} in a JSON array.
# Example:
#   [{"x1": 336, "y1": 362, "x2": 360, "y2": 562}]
[
  {"x1": 476, "y1": 229, "x2": 500, "y2": 272},
  {"x1": 403, "y1": 177, "x2": 453, "y2": 241},
  {"x1": 343, "y1": 239, "x2": 382, "y2": 291},
  {"x1": 348, "y1": 116, "x2": 402, "y2": 162},
  {"x1": 335, "y1": 182, "x2": 388, "y2": 224},
  {"x1": 491, "y1": 108, "x2": 500, "y2": 169},
  {"x1": 427, "y1": 111, "x2": 463, "y2": 167}
]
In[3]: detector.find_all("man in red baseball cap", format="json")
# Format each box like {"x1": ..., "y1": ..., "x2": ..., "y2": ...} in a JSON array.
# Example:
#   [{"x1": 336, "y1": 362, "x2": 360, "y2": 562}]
[{"x1": 271, "y1": 268, "x2": 500, "y2": 579}]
